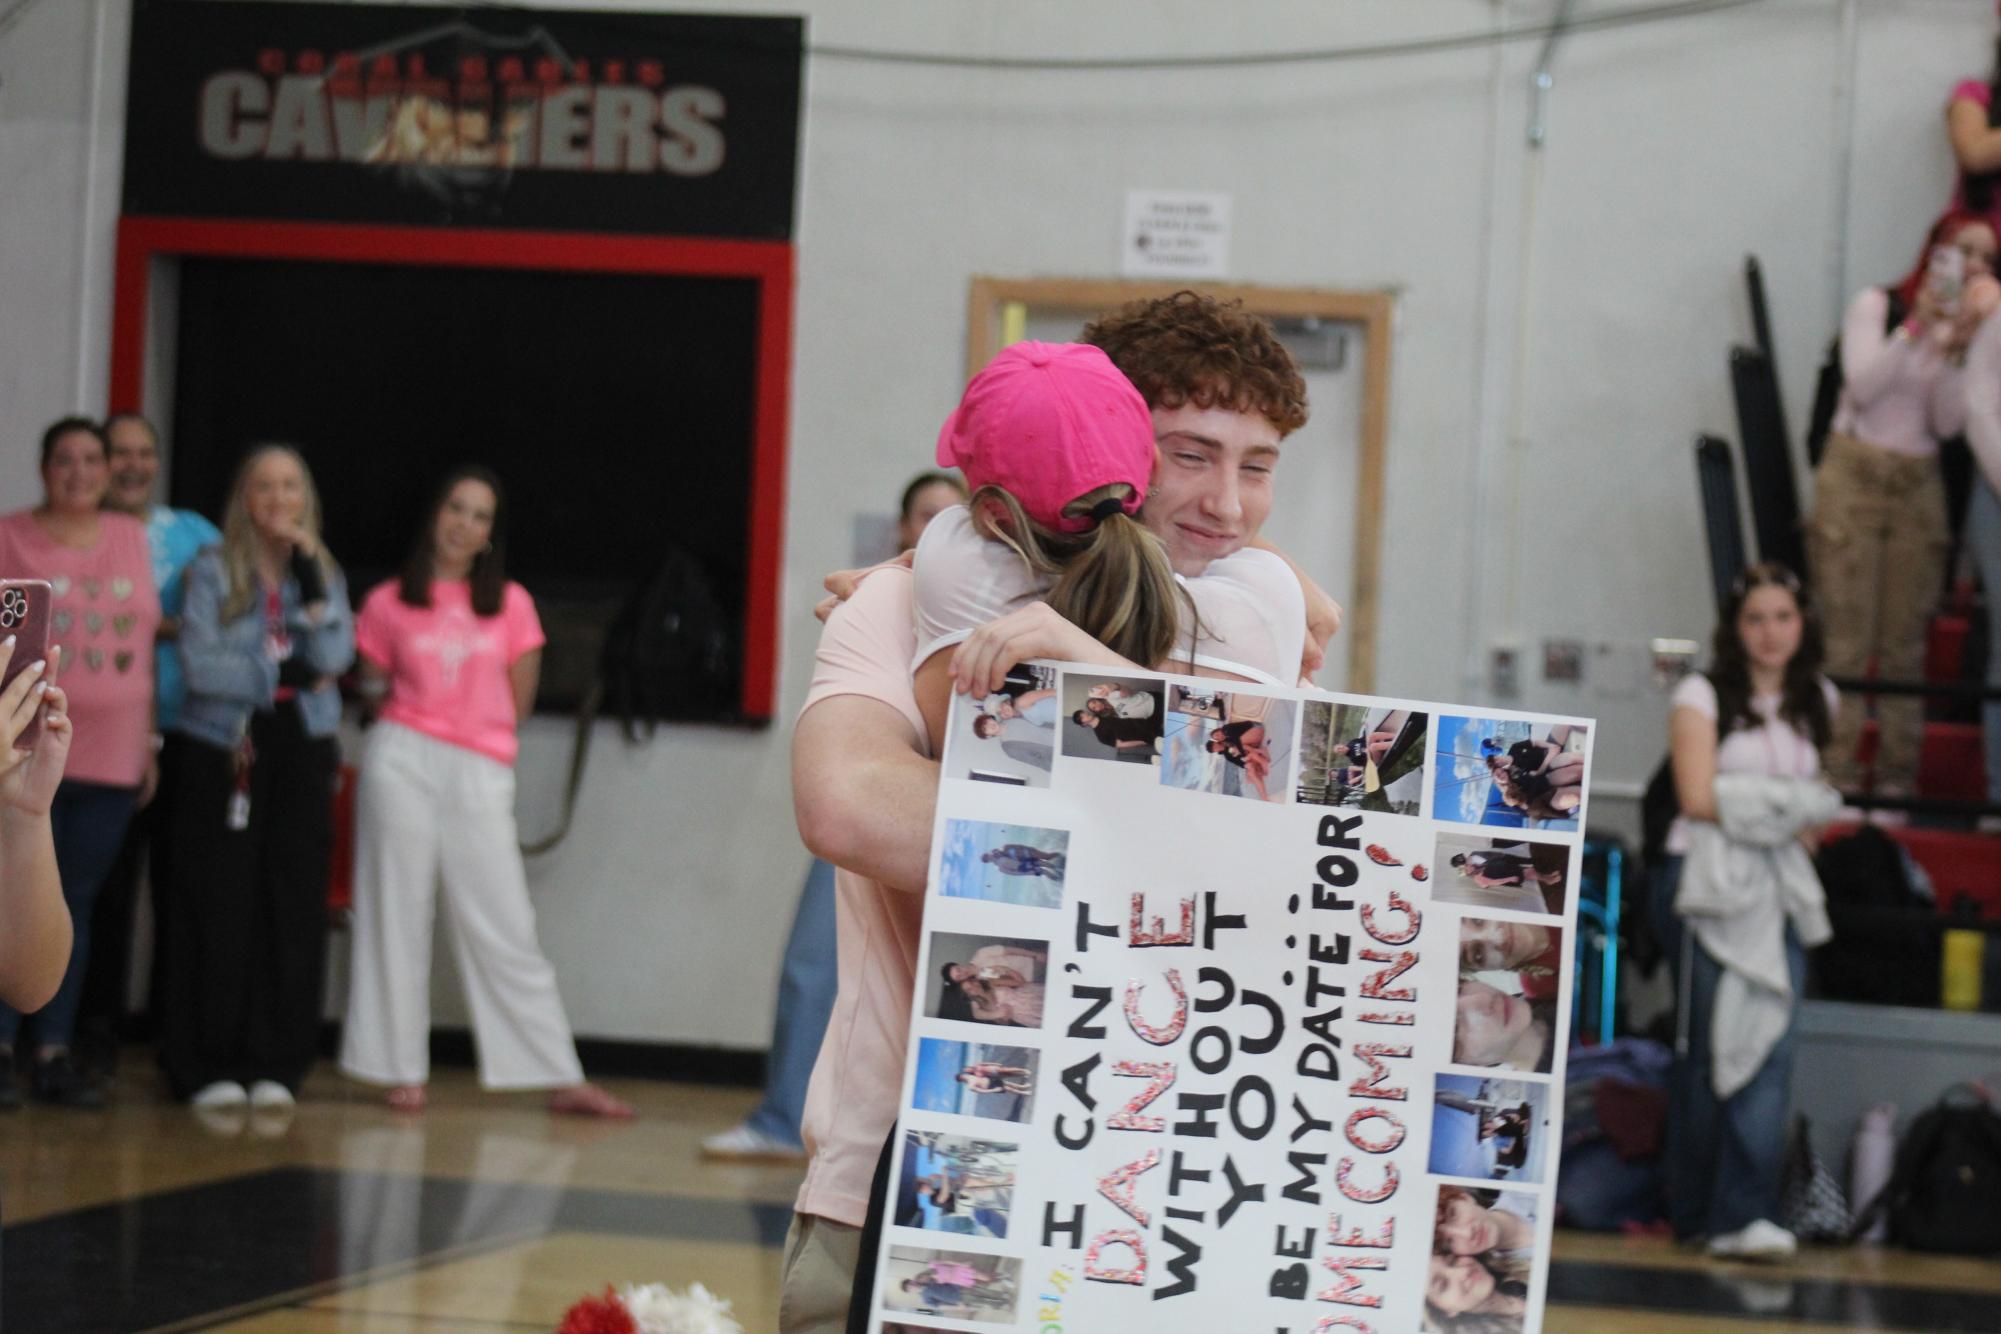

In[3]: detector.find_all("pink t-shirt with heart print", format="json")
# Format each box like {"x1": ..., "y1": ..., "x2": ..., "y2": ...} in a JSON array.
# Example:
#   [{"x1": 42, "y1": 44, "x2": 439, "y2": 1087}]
[{"x1": 0, "y1": 510, "x2": 161, "y2": 787}]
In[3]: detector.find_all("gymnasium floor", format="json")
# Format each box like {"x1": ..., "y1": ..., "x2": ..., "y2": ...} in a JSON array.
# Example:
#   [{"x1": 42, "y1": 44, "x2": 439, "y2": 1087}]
[{"x1": 4, "y1": 1065, "x2": 1997, "y2": 1332}]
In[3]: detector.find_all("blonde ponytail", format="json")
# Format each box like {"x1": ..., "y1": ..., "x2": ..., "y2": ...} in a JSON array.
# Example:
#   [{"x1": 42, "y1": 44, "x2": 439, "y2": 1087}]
[{"x1": 968, "y1": 483, "x2": 1182, "y2": 668}]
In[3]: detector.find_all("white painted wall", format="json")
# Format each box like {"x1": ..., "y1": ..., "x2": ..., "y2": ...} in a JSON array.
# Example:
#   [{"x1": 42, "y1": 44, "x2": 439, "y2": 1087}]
[{"x1": 2, "y1": 0, "x2": 1992, "y2": 1049}]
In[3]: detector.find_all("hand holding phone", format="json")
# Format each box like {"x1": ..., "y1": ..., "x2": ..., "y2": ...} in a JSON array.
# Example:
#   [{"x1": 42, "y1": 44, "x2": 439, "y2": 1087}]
[
  {"x1": 1928, "y1": 244, "x2": 1968, "y2": 318},
  {"x1": 0, "y1": 581, "x2": 52, "y2": 753},
  {"x1": 0, "y1": 647, "x2": 68, "y2": 820}
]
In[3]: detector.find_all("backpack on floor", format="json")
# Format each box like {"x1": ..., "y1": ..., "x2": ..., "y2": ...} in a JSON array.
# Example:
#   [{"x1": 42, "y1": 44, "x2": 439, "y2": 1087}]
[{"x1": 1850, "y1": 1084, "x2": 2001, "y2": 1255}]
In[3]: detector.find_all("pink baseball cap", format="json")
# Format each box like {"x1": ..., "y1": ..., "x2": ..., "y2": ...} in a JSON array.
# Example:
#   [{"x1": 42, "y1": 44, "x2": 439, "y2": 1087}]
[{"x1": 935, "y1": 341, "x2": 1154, "y2": 535}]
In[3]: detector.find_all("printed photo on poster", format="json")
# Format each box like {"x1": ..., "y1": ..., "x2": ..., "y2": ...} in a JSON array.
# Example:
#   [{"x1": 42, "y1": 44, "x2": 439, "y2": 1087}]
[
  {"x1": 946, "y1": 665, "x2": 1061, "y2": 787},
  {"x1": 938, "y1": 819, "x2": 1069, "y2": 910},
  {"x1": 1297, "y1": 701, "x2": 1427, "y2": 814},
  {"x1": 1455, "y1": 917, "x2": 1563, "y2": 1074},
  {"x1": 1161, "y1": 687, "x2": 1295, "y2": 803},
  {"x1": 924, "y1": 933, "x2": 1048, "y2": 1029},
  {"x1": 1430, "y1": 1073, "x2": 1553, "y2": 1185},
  {"x1": 1433, "y1": 832, "x2": 1571, "y2": 916},
  {"x1": 1425, "y1": 1184, "x2": 1540, "y2": 1333},
  {"x1": 1060, "y1": 672, "x2": 1164, "y2": 764},
  {"x1": 1435, "y1": 716, "x2": 1588, "y2": 830},
  {"x1": 894, "y1": 1129, "x2": 1019, "y2": 1239},
  {"x1": 882, "y1": 1246, "x2": 1021, "y2": 1323},
  {"x1": 909, "y1": 1039, "x2": 1039, "y2": 1124}
]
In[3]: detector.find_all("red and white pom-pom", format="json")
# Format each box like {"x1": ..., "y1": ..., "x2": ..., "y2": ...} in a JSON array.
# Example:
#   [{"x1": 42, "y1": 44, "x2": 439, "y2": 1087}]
[
  {"x1": 557, "y1": 1283, "x2": 743, "y2": 1334},
  {"x1": 558, "y1": 1290, "x2": 638, "y2": 1334}
]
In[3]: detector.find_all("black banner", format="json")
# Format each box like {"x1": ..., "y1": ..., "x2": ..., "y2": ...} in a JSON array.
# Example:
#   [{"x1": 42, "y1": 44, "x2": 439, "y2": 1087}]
[{"x1": 122, "y1": 1, "x2": 802, "y2": 238}]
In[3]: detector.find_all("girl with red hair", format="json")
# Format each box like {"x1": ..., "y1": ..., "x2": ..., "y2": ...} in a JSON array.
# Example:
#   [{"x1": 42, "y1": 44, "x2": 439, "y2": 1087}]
[{"x1": 1807, "y1": 209, "x2": 1997, "y2": 792}]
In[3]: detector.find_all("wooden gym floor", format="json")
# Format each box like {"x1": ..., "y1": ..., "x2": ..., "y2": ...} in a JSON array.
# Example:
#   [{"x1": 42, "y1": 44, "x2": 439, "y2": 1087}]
[{"x1": 4, "y1": 1061, "x2": 1998, "y2": 1332}]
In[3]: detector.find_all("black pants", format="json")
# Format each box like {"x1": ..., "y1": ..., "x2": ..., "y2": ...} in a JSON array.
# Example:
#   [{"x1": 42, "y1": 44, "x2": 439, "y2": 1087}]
[{"x1": 160, "y1": 708, "x2": 336, "y2": 1098}]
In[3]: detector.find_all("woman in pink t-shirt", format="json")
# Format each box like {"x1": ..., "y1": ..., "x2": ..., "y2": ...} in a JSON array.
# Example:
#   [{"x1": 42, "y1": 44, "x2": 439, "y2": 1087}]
[
  {"x1": 339, "y1": 467, "x2": 629, "y2": 1117},
  {"x1": 0, "y1": 417, "x2": 160, "y2": 1108}
]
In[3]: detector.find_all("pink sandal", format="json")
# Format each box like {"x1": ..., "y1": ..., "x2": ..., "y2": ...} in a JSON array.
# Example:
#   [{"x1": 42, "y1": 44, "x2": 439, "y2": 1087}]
[
  {"x1": 547, "y1": 1082, "x2": 634, "y2": 1119},
  {"x1": 385, "y1": 1084, "x2": 428, "y2": 1113}
]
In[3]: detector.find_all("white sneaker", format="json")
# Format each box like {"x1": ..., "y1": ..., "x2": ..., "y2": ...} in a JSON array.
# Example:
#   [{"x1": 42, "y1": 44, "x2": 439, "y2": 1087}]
[
  {"x1": 191, "y1": 1080, "x2": 248, "y2": 1109},
  {"x1": 248, "y1": 1080, "x2": 296, "y2": 1110},
  {"x1": 1706, "y1": 1218, "x2": 1798, "y2": 1262},
  {"x1": 700, "y1": 1122, "x2": 806, "y2": 1162}
]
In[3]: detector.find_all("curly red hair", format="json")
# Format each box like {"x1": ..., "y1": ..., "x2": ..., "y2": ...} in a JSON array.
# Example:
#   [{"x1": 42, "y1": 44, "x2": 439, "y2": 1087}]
[{"x1": 1081, "y1": 290, "x2": 1309, "y2": 437}]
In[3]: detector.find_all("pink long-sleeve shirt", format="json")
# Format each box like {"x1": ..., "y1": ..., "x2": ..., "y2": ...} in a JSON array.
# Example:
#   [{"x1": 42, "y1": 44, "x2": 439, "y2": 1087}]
[{"x1": 1831, "y1": 287, "x2": 1966, "y2": 458}]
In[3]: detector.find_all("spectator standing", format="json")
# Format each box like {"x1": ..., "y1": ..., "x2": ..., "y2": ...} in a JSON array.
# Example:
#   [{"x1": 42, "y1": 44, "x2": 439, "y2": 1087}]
[
  {"x1": 161, "y1": 445, "x2": 352, "y2": 1112},
  {"x1": 1654, "y1": 564, "x2": 1837, "y2": 1261},
  {"x1": 338, "y1": 467, "x2": 630, "y2": 1117},
  {"x1": 0, "y1": 418, "x2": 160, "y2": 1107},
  {"x1": 76, "y1": 413, "x2": 220, "y2": 1068},
  {"x1": 1807, "y1": 210, "x2": 1992, "y2": 791}
]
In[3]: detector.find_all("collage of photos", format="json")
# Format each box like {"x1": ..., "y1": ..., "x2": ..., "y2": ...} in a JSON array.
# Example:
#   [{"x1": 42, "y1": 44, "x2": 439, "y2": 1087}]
[
  {"x1": 947, "y1": 664, "x2": 1063, "y2": 787},
  {"x1": 1161, "y1": 686, "x2": 1296, "y2": 802},
  {"x1": 882, "y1": 1246, "x2": 1021, "y2": 1324},
  {"x1": 1424, "y1": 1185, "x2": 1540, "y2": 1333},
  {"x1": 909, "y1": 1038, "x2": 1039, "y2": 1124},
  {"x1": 1434, "y1": 716, "x2": 1589, "y2": 831},
  {"x1": 922, "y1": 680, "x2": 1585, "y2": 1330},
  {"x1": 1433, "y1": 832, "x2": 1571, "y2": 916},
  {"x1": 1059, "y1": 672, "x2": 1165, "y2": 765},
  {"x1": 895, "y1": 1129, "x2": 1018, "y2": 1240},
  {"x1": 923, "y1": 932, "x2": 1048, "y2": 1029},
  {"x1": 1429, "y1": 1074, "x2": 1553, "y2": 1185},
  {"x1": 938, "y1": 818, "x2": 1069, "y2": 911},
  {"x1": 1297, "y1": 701, "x2": 1428, "y2": 814},
  {"x1": 1453, "y1": 917, "x2": 1563, "y2": 1074}
]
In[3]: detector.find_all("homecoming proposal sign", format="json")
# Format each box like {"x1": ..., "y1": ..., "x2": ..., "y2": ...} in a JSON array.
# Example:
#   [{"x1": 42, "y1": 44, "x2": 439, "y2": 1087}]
[{"x1": 871, "y1": 667, "x2": 1592, "y2": 1333}]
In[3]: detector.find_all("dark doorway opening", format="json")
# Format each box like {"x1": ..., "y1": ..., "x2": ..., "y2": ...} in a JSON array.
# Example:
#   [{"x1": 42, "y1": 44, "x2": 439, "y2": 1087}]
[{"x1": 168, "y1": 256, "x2": 760, "y2": 720}]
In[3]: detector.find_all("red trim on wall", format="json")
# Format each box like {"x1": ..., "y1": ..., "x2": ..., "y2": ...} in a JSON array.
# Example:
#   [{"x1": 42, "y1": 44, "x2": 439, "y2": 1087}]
[{"x1": 109, "y1": 215, "x2": 793, "y2": 720}]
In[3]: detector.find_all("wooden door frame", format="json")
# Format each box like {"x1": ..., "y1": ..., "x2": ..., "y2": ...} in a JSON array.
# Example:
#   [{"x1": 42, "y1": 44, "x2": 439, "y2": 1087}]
[{"x1": 966, "y1": 277, "x2": 1394, "y2": 692}]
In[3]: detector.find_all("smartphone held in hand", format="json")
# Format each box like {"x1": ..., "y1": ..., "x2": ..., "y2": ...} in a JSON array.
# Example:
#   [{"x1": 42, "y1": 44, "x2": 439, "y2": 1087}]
[
  {"x1": 0, "y1": 580, "x2": 53, "y2": 752},
  {"x1": 1928, "y1": 243, "x2": 1967, "y2": 316}
]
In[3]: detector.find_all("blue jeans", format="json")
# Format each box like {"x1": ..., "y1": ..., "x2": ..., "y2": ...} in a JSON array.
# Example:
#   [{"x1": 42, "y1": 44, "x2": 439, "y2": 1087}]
[
  {"x1": 0, "y1": 781, "x2": 139, "y2": 1051},
  {"x1": 1651, "y1": 856, "x2": 1806, "y2": 1239},
  {"x1": 743, "y1": 858, "x2": 839, "y2": 1145},
  {"x1": 1968, "y1": 479, "x2": 2001, "y2": 803}
]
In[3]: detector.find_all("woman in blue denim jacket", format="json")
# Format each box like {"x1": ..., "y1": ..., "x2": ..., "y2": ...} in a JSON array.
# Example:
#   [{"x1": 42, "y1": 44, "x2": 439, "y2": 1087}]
[{"x1": 161, "y1": 445, "x2": 354, "y2": 1114}]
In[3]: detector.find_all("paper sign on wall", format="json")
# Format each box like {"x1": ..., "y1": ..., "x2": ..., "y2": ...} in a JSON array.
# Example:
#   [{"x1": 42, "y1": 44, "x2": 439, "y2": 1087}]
[
  {"x1": 868, "y1": 665, "x2": 1592, "y2": 1332},
  {"x1": 1121, "y1": 190, "x2": 1232, "y2": 278}
]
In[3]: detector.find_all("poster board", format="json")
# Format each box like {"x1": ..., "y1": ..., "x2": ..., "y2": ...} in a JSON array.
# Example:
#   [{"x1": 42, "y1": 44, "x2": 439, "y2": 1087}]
[{"x1": 869, "y1": 664, "x2": 1592, "y2": 1333}]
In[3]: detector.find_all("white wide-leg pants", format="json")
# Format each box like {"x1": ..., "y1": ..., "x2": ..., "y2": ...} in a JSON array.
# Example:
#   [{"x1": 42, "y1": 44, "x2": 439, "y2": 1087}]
[{"x1": 339, "y1": 722, "x2": 583, "y2": 1089}]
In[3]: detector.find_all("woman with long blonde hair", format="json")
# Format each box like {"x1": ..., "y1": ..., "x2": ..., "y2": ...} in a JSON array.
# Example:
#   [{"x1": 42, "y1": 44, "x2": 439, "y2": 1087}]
[{"x1": 163, "y1": 445, "x2": 353, "y2": 1115}]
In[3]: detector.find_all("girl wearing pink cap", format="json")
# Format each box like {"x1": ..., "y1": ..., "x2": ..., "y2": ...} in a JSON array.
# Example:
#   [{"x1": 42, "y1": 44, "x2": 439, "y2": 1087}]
[{"x1": 913, "y1": 341, "x2": 1304, "y2": 753}]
